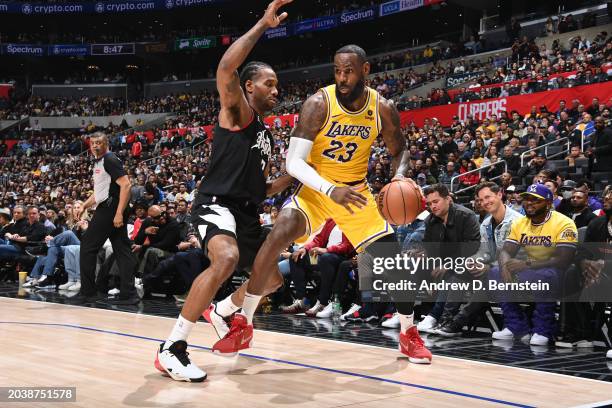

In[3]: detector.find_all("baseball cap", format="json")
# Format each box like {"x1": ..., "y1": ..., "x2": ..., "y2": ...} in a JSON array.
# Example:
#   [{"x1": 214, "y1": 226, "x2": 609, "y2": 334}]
[
  {"x1": 521, "y1": 184, "x2": 553, "y2": 201},
  {"x1": 560, "y1": 180, "x2": 577, "y2": 191},
  {"x1": 0, "y1": 208, "x2": 10, "y2": 218},
  {"x1": 535, "y1": 152, "x2": 546, "y2": 158},
  {"x1": 506, "y1": 185, "x2": 516, "y2": 192}
]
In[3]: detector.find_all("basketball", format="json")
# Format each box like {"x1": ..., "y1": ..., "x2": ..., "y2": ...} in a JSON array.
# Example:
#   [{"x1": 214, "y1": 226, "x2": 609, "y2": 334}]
[{"x1": 377, "y1": 180, "x2": 424, "y2": 225}]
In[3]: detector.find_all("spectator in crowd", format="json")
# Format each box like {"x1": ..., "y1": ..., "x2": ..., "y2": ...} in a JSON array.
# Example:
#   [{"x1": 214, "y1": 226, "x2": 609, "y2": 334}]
[
  {"x1": 417, "y1": 184, "x2": 480, "y2": 333},
  {"x1": 133, "y1": 205, "x2": 182, "y2": 281},
  {"x1": 490, "y1": 184, "x2": 577, "y2": 346},
  {"x1": 588, "y1": 116, "x2": 612, "y2": 172},
  {"x1": 435, "y1": 182, "x2": 522, "y2": 336},
  {"x1": 0, "y1": 206, "x2": 45, "y2": 261},
  {"x1": 561, "y1": 190, "x2": 597, "y2": 229}
]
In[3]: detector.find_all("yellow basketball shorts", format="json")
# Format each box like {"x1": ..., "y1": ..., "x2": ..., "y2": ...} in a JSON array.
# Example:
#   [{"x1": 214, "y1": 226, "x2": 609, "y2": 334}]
[{"x1": 285, "y1": 181, "x2": 393, "y2": 252}]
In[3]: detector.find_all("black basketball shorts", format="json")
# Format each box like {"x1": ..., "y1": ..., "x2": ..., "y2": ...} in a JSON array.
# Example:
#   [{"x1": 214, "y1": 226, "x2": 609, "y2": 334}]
[{"x1": 191, "y1": 196, "x2": 267, "y2": 269}]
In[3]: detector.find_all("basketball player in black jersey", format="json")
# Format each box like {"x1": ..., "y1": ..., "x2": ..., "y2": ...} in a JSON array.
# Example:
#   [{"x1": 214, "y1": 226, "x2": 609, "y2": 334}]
[{"x1": 155, "y1": 0, "x2": 294, "y2": 382}]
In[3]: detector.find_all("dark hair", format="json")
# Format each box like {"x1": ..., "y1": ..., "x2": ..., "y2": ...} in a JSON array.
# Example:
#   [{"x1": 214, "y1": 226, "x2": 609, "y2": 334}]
[
  {"x1": 239, "y1": 61, "x2": 273, "y2": 91},
  {"x1": 423, "y1": 183, "x2": 450, "y2": 198},
  {"x1": 335, "y1": 44, "x2": 367, "y2": 64},
  {"x1": 475, "y1": 182, "x2": 501, "y2": 196}
]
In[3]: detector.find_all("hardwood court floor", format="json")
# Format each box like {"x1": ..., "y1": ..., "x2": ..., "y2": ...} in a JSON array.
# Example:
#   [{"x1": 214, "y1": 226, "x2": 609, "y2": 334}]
[{"x1": 1, "y1": 297, "x2": 611, "y2": 408}]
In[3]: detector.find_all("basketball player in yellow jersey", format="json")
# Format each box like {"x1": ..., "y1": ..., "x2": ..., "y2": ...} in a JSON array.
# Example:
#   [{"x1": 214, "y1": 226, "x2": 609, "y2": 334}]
[{"x1": 212, "y1": 44, "x2": 432, "y2": 364}]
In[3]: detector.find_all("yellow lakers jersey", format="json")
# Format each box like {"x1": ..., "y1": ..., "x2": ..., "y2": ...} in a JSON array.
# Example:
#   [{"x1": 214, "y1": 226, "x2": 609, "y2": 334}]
[
  {"x1": 506, "y1": 211, "x2": 577, "y2": 261},
  {"x1": 308, "y1": 84, "x2": 381, "y2": 183}
]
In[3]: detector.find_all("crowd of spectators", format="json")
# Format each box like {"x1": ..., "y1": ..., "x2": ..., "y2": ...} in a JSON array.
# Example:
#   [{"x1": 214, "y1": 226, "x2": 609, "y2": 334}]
[{"x1": 401, "y1": 31, "x2": 612, "y2": 110}]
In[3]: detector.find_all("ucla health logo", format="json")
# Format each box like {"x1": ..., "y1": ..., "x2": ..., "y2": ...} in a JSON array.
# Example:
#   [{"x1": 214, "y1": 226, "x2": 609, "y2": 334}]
[
  {"x1": 95, "y1": 3, "x2": 105, "y2": 13},
  {"x1": 165, "y1": 0, "x2": 174, "y2": 9},
  {"x1": 21, "y1": 3, "x2": 32, "y2": 14}
]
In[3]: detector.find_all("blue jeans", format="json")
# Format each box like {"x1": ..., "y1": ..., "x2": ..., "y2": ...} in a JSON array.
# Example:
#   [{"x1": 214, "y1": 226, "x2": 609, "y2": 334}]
[
  {"x1": 31, "y1": 231, "x2": 81, "y2": 278},
  {"x1": 64, "y1": 245, "x2": 81, "y2": 281},
  {"x1": 489, "y1": 266, "x2": 559, "y2": 339},
  {"x1": 0, "y1": 244, "x2": 22, "y2": 261},
  {"x1": 278, "y1": 258, "x2": 290, "y2": 278}
]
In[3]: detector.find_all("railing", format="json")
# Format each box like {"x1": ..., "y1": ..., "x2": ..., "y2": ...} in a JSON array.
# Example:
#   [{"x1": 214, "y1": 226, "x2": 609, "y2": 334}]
[
  {"x1": 520, "y1": 137, "x2": 570, "y2": 166},
  {"x1": 581, "y1": 134, "x2": 592, "y2": 152},
  {"x1": 449, "y1": 160, "x2": 508, "y2": 195}
]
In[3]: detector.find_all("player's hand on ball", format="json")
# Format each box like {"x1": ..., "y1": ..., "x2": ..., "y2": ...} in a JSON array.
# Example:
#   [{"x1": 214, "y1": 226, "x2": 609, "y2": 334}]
[
  {"x1": 261, "y1": 0, "x2": 292, "y2": 29},
  {"x1": 330, "y1": 186, "x2": 367, "y2": 214}
]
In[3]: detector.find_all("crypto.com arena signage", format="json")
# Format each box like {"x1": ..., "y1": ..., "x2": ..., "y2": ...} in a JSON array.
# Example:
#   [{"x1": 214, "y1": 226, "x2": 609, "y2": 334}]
[{"x1": 0, "y1": 0, "x2": 223, "y2": 15}]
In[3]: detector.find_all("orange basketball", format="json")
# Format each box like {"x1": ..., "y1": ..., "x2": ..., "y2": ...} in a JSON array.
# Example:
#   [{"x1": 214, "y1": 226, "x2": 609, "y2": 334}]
[{"x1": 376, "y1": 180, "x2": 424, "y2": 225}]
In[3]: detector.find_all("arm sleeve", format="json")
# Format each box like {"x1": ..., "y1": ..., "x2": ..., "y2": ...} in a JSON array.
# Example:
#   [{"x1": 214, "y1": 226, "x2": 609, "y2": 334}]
[
  {"x1": 286, "y1": 137, "x2": 336, "y2": 196},
  {"x1": 103, "y1": 154, "x2": 126, "y2": 182}
]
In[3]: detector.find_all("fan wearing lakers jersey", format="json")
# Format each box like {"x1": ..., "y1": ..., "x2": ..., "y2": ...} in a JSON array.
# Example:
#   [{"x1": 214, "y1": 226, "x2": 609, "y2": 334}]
[
  {"x1": 490, "y1": 183, "x2": 577, "y2": 345},
  {"x1": 211, "y1": 44, "x2": 432, "y2": 364}
]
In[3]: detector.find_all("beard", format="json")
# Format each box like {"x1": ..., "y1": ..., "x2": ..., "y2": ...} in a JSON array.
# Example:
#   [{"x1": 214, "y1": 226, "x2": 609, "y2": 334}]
[
  {"x1": 526, "y1": 205, "x2": 549, "y2": 219},
  {"x1": 336, "y1": 79, "x2": 365, "y2": 106}
]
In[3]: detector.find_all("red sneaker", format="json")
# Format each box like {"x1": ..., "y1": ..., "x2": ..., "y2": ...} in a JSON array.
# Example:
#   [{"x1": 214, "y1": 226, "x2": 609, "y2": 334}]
[
  {"x1": 212, "y1": 313, "x2": 253, "y2": 356},
  {"x1": 399, "y1": 326, "x2": 432, "y2": 364}
]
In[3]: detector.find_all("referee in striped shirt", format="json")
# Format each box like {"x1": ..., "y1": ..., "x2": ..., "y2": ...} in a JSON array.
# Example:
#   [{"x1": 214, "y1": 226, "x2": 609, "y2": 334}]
[{"x1": 71, "y1": 132, "x2": 137, "y2": 305}]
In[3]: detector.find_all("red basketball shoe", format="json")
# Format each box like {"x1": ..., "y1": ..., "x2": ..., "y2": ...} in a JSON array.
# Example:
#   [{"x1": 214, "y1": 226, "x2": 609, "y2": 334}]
[
  {"x1": 211, "y1": 313, "x2": 253, "y2": 356},
  {"x1": 399, "y1": 326, "x2": 432, "y2": 364}
]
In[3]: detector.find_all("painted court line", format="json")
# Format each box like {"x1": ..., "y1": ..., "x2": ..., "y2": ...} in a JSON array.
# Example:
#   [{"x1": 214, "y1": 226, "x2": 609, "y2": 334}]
[
  {"x1": 0, "y1": 320, "x2": 533, "y2": 408},
  {"x1": 3, "y1": 297, "x2": 610, "y2": 386}
]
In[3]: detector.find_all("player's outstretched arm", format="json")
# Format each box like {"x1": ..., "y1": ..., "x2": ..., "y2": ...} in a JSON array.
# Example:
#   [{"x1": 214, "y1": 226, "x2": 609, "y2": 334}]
[
  {"x1": 287, "y1": 92, "x2": 366, "y2": 214},
  {"x1": 216, "y1": 0, "x2": 292, "y2": 128},
  {"x1": 379, "y1": 97, "x2": 410, "y2": 180}
]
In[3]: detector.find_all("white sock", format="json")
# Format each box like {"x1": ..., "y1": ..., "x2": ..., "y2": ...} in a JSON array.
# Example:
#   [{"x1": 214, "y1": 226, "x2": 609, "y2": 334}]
[
  {"x1": 216, "y1": 295, "x2": 240, "y2": 317},
  {"x1": 399, "y1": 313, "x2": 414, "y2": 334},
  {"x1": 241, "y1": 292, "x2": 262, "y2": 325},
  {"x1": 164, "y1": 314, "x2": 195, "y2": 350}
]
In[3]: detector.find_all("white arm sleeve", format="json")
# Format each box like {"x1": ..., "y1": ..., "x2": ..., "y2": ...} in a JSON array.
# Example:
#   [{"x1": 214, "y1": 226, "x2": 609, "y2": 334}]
[{"x1": 286, "y1": 137, "x2": 336, "y2": 196}]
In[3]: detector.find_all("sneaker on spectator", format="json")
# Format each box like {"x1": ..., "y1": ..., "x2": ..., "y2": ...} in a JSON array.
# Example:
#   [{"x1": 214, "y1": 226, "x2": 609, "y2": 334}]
[
  {"x1": 315, "y1": 302, "x2": 334, "y2": 318},
  {"x1": 305, "y1": 300, "x2": 325, "y2": 317},
  {"x1": 607, "y1": 349, "x2": 612, "y2": 359},
  {"x1": 108, "y1": 288, "x2": 120, "y2": 296},
  {"x1": 67, "y1": 281, "x2": 81, "y2": 291},
  {"x1": 22, "y1": 278, "x2": 38, "y2": 288},
  {"x1": 381, "y1": 312, "x2": 400, "y2": 328},
  {"x1": 135, "y1": 278, "x2": 144, "y2": 299},
  {"x1": 434, "y1": 320, "x2": 463, "y2": 337},
  {"x1": 340, "y1": 303, "x2": 361, "y2": 321},
  {"x1": 529, "y1": 333, "x2": 550, "y2": 346},
  {"x1": 555, "y1": 333, "x2": 594, "y2": 348},
  {"x1": 492, "y1": 327, "x2": 530, "y2": 341},
  {"x1": 35, "y1": 275, "x2": 54, "y2": 289},
  {"x1": 280, "y1": 299, "x2": 308, "y2": 314},
  {"x1": 416, "y1": 315, "x2": 437, "y2": 333},
  {"x1": 345, "y1": 310, "x2": 378, "y2": 323},
  {"x1": 58, "y1": 281, "x2": 76, "y2": 290}
]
